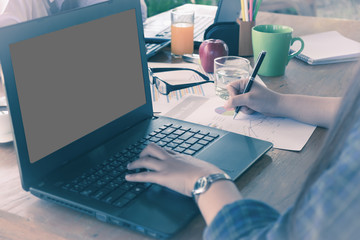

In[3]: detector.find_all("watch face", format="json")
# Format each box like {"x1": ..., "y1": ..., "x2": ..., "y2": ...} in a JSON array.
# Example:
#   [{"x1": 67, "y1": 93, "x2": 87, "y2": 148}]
[
  {"x1": 193, "y1": 176, "x2": 208, "y2": 195},
  {"x1": 198, "y1": 177, "x2": 207, "y2": 189}
]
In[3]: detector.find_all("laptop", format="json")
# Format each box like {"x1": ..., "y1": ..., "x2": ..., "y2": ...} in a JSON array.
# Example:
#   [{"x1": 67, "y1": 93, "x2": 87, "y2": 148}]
[
  {"x1": 145, "y1": 39, "x2": 171, "y2": 59},
  {"x1": 0, "y1": 0, "x2": 271, "y2": 238},
  {"x1": 144, "y1": 0, "x2": 241, "y2": 44}
]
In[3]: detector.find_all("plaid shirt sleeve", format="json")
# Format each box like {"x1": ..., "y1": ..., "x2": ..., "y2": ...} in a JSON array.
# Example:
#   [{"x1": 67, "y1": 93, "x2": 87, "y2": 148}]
[
  {"x1": 204, "y1": 116, "x2": 360, "y2": 240},
  {"x1": 203, "y1": 199, "x2": 281, "y2": 240}
]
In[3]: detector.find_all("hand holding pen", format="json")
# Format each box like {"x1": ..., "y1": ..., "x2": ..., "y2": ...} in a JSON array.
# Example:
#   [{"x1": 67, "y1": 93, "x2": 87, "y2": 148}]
[{"x1": 233, "y1": 51, "x2": 266, "y2": 119}]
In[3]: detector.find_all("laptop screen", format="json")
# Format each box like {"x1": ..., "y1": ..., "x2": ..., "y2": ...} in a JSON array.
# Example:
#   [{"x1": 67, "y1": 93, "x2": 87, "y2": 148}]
[{"x1": 9, "y1": 9, "x2": 146, "y2": 164}]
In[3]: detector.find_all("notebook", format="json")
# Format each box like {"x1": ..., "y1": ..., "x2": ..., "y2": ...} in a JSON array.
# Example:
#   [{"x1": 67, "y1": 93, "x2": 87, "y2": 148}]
[
  {"x1": 290, "y1": 31, "x2": 360, "y2": 65},
  {"x1": 0, "y1": 0, "x2": 272, "y2": 238},
  {"x1": 144, "y1": 0, "x2": 241, "y2": 44}
]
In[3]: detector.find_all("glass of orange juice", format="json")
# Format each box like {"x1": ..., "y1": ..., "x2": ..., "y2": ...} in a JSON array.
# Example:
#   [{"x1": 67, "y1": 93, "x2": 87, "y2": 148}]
[{"x1": 171, "y1": 9, "x2": 194, "y2": 57}]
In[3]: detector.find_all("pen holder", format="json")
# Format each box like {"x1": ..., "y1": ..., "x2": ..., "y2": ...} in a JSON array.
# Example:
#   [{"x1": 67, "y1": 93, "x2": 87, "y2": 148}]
[{"x1": 237, "y1": 18, "x2": 255, "y2": 57}]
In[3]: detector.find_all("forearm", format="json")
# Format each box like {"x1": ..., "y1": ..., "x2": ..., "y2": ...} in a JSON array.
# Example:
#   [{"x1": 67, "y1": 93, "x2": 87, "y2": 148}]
[
  {"x1": 197, "y1": 181, "x2": 243, "y2": 225},
  {"x1": 276, "y1": 94, "x2": 341, "y2": 128}
]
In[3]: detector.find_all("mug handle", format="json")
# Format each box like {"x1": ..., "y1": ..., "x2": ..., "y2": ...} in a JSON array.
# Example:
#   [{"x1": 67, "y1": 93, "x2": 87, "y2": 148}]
[{"x1": 287, "y1": 37, "x2": 304, "y2": 63}]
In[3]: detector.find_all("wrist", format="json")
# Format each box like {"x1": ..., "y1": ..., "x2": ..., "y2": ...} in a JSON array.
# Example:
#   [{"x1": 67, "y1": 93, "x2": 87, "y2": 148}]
[
  {"x1": 274, "y1": 92, "x2": 287, "y2": 117},
  {"x1": 196, "y1": 180, "x2": 242, "y2": 225},
  {"x1": 187, "y1": 167, "x2": 225, "y2": 196},
  {"x1": 191, "y1": 173, "x2": 232, "y2": 203}
]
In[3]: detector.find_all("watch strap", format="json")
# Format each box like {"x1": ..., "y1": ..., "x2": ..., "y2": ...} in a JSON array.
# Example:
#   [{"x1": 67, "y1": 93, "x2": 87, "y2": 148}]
[{"x1": 192, "y1": 173, "x2": 232, "y2": 203}]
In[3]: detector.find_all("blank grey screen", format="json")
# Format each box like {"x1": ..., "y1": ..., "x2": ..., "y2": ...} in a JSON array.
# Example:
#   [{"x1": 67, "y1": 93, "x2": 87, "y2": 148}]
[{"x1": 10, "y1": 9, "x2": 146, "y2": 163}]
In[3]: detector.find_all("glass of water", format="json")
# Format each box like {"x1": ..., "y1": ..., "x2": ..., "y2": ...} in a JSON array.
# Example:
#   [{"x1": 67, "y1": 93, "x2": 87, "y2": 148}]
[{"x1": 214, "y1": 56, "x2": 251, "y2": 100}]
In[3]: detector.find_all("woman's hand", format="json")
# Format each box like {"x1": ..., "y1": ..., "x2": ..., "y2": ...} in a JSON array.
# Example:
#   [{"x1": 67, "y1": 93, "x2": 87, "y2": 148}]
[
  {"x1": 126, "y1": 143, "x2": 224, "y2": 197},
  {"x1": 224, "y1": 79, "x2": 282, "y2": 116},
  {"x1": 225, "y1": 78, "x2": 340, "y2": 128}
]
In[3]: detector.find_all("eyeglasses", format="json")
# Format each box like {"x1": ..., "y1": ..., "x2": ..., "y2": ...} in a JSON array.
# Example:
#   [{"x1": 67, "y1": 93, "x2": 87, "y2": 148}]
[{"x1": 148, "y1": 67, "x2": 214, "y2": 95}]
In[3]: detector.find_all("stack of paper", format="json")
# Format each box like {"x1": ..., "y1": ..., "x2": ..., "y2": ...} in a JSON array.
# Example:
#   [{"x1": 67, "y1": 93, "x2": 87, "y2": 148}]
[{"x1": 290, "y1": 31, "x2": 360, "y2": 65}]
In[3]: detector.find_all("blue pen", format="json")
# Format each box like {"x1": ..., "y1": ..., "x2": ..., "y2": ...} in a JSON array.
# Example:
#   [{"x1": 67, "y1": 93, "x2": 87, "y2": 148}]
[{"x1": 233, "y1": 51, "x2": 266, "y2": 119}]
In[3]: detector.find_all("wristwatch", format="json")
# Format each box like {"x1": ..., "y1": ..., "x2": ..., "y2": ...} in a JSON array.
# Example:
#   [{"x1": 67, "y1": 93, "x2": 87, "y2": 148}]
[{"x1": 192, "y1": 173, "x2": 232, "y2": 203}]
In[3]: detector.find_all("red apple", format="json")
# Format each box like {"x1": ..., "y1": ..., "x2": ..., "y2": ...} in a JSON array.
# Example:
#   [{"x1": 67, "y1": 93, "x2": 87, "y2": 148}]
[{"x1": 199, "y1": 39, "x2": 229, "y2": 73}]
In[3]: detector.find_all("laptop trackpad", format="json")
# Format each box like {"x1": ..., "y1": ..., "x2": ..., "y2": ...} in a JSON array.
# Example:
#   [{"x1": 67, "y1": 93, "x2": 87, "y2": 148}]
[
  {"x1": 121, "y1": 185, "x2": 198, "y2": 236},
  {"x1": 196, "y1": 132, "x2": 272, "y2": 179}
]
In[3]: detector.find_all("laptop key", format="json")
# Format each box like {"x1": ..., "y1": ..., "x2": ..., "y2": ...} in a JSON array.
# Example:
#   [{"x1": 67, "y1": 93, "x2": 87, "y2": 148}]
[
  {"x1": 183, "y1": 149, "x2": 196, "y2": 155},
  {"x1": 194, "y1": 133, "x2": 206, "y2": 139},
  {"x1": 185, "y1": 137, "x2": 198, "y2": 145},
  {"x1": 167, "y1": 133, "x2": 179, "y2": 139},
  {"x1": 113, "y1": 176, "x2": 126, "y2": 185},
  {"x1": 92, "y1": 188, "x2": 112, "y2": 200},
  {"x1": 172, "y1": 124, "x2": 181, "y2": 129},
  {"x1": 149, "y1": 136, "x2": 161, "y2": 142},
  {"x1": 161, "y1": 137, "x2": 173, "y2": 143},
  {"x1": 181, "y1": 126, "x2": 192, "y2": 131},
  {"x1": 164, "y1": 146, "x2": 173, "y2": 151},
  {"x1": 113, "y1": 198, "x2": 130, "y2": 208},
  {"x1": 80, "y1": 185, "x2": 99, "y2": 197},
  {"x1": 131, "y1": 185, "x2": 146, "y2": 194},
  {"x1": 155, "y1": 133, "x2": 166, "y2": 139},
  {"x1": 119, "y1": 182, "x2": 135, "y2": 191},
  {"x1": 101, "y1": 188, "x2": 126, "y2": 204},
  {"x1": 173, "y1": 129, "x2": 186, "y2": 135},
  {"x1": 70, "y1": 184, "x2": 83, "y2": 193},
  {"x1": 95, "y1": 169, "x2": 106, "y2": 177},
  {"x1": 123, "y1": 191, "x2": 137, "y2": 200},
  {"x1": 166, "y1": 142, "x2": 178, "y2": 149},
  {"x1": 107, "y1": 181, "x2": 120, "y2": 190},
  {"x1": 174, "y1": 146, "x2": 185, "y2": 153},
  {"x1": 104, "y1": 165, "x2": 114, "y2": 171},
  {"x1": 204, "y1": 136, "x2": 216, "y2": 142},
  {"x1": 109, "y1": 168, "x2": 124, "y2": 177},
  {"x1": 179, "y1": 143, "x2": 191, "y2": 149},
  {"x1": 197, "y1": 139, "x2": 210, "y2": 145},
  {"x1": 190, "y1": 143, "x2": 203, "y2": 152},
  {"x1": 172, "y1": 139, "x2": 184, "y2": 145},
  {"x1": 62, "y1": 183, "x2": 71, "y2": 190},
  {"x1": 179, "y1": 132, "x2": 194, "y2": 140},
  {"x1": 157, "y1": 141, "x2": 167, "y2": 147},
  {"x1": 161, "y1": 127, "x2": 175, "y2": 135},
  {"x1": 208, "y1": 133, "x2": 220, "y2": 138}
]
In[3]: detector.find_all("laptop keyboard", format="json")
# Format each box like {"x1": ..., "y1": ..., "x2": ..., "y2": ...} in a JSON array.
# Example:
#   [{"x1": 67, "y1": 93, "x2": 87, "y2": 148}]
[
  {"x1": 145, "y1": 16, "x2": 213, "y2": 57},
  {"x1": 61, "y1": 123, "x2": 219, "y2": 208},
  {"x1": 155, "y1": 15, "x2": 213, "y2": 40},
  {"x1": 145, "y1": 40, "x2": 171, "y2": 58}
]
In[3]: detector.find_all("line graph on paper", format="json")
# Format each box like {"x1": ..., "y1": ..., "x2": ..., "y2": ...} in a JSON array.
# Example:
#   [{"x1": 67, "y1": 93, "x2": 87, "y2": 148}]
[
  {"x1": 209, "y1": 106, "x2": 284, "y2": 143},
  {"x1": 182, "y1": 97, "x2": 316, "y2": 151},
  {"x1": 234, "y1": 113, "x2": 284, "y2": 142}
]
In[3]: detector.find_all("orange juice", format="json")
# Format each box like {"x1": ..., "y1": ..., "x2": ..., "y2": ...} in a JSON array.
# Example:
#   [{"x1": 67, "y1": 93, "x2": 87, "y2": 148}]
[{"x1": 171, "y1": 23, "x2": 194, "y2": 56}]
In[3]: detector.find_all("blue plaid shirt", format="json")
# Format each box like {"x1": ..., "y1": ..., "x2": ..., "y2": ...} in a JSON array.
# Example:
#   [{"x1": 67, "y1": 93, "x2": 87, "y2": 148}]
[{"x1": 204, "y1": 117, "x2": 360, "y2": 240}]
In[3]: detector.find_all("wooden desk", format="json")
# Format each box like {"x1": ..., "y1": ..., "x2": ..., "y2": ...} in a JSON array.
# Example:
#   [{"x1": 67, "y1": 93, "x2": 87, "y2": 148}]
[{"x1": 1, "y1": 12, "x2": 360, "y2": 240}]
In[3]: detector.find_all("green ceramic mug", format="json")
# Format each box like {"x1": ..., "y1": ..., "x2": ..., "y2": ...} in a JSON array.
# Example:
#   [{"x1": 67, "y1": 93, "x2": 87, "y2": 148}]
[{"x1": 252, "y1": 25, "x2": 304, "y2": 77}]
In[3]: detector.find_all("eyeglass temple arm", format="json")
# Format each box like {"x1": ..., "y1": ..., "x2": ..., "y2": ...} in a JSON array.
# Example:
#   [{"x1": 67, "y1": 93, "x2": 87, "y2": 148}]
[
  {"x1": 149, "y1": 67, "x2": 209, "y2": 81},
  {"x1": 167, "y1": 80, "x2": 214, "y2": 93}
]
